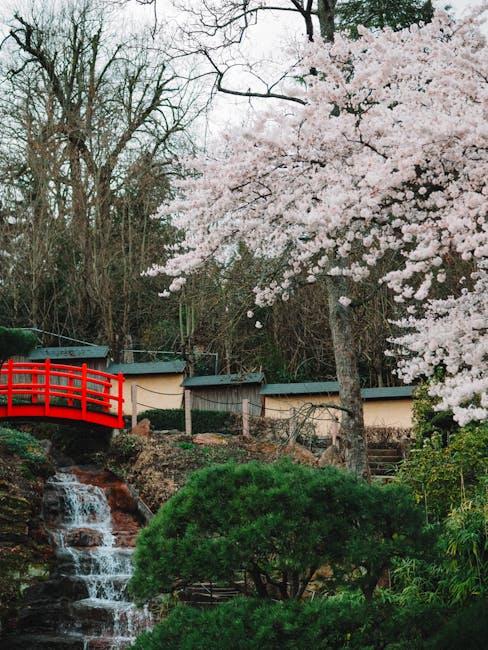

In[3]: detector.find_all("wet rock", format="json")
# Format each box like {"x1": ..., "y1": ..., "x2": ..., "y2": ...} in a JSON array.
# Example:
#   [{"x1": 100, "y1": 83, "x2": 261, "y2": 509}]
[
  {"x1": 16, "y1": 601, "x2": 74, "y2": 632},
  {"x1": 38, "y1": 439, "x2": 53, "y2": 456},
  {"x1": 106, "y1": 483, "x2": 138, "y2": 514},
  {"x1": 23, "y1": 577, "x2": 88, "y2": 604},
  {"x1": 42, "y1": 486, "x2": 65, "y2": 524},
  {"x1": 3, "y1": 633, "x2": 85, "y2": 649},
  {"x1": 112, "y1": 511, "x2": 140, "y2": 547},
  {"x1": 64, "y1": 527, "x2": 104, "y2": 547}
]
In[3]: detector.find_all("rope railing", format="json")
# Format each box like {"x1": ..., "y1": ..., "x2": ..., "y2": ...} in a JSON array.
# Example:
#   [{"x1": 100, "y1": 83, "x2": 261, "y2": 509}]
[
  {"x1": 128, "y1": 381, "x2": 345, "y2": 441},
  {"x1": 135, "y1": 384, "x2": 183, "y2": 397}
]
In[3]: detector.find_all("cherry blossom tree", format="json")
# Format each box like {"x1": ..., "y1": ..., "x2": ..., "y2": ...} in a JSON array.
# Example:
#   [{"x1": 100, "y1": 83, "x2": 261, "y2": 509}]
[{"x1": 149, "y1": 7, "x2": 487, "y2": 473}]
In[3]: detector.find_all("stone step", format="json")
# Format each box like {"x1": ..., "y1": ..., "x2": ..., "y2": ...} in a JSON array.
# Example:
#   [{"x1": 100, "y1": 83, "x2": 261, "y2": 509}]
[
  {"x1": 368, "y1": 448, "x2": 403, "y2": 457},
  {"x1": 3, "y1": 632, "x2": 136, "y2": 650},
  {"x1": 22, "y1": 577, "x2": 89, "y2": 605},
  {"x1": 368, "y1": 459, "x2": 401, "y2": 467},
  {"x1": 70, "y1": 599, "x2": 150, "y2": 637},
  {"x1": 84, "y1": 636, "x2": 135, "y2": 650},
  {"x1": 368, "y1": 464, "x2": 399, "y2": 475},
  {"x1": 2, "y1": 633, "x2": 85, "y2": 650},
  {"x1": 56, "y1": 548, "x2": 134, "y2": 577}
]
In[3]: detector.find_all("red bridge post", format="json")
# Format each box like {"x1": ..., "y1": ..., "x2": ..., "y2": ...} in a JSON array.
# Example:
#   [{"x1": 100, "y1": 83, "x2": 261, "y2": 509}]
[
  {"x1": 44, "y1": 358, "x2": 51, "y2": 415},
  {"x1": 6, "y1": 359, "x2": 13, "y2": 416},
  {"x1": 117, "y1": 373, "x2": 124, "y2": 428},
  {"x1": 81, "y1": 363, "x2": 87, "y2": 418}
]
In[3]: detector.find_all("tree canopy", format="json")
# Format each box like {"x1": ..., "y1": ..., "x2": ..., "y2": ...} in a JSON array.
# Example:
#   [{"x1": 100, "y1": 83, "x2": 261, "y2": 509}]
[
  {"x1": 154, "y1": 9, "x2": 488, "y2": 426},
  {"x1": 130, "y1": 461, "x2": 427, "y2": 602},
  {"x1": 0, "y1": 327, "x2": 36, "y2": 365}
]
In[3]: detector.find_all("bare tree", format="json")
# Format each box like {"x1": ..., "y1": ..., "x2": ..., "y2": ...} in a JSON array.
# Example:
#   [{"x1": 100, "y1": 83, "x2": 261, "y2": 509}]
[{"x1": 0, "y1": 0, "x2": 201, "y2": 356}]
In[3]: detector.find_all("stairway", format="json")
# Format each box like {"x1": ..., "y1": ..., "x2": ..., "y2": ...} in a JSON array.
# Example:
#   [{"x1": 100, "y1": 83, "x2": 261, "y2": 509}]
[{"x1": 368, "y1": 445, "x2": 403, "y2": 481}]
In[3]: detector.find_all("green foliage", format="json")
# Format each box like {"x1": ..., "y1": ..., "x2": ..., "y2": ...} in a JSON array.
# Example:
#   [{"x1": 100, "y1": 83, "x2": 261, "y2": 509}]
[
  {"x1": 0, "y1": 327, "x2": 37, "y2": 364},
  {"x1": 441, "y1": 494, "x2": 488, "y2": 604},
  {"x1": 0, "y1": 426, "x2": 48, "y2": 471},
  {"x1": 130, "y1": 461, "x2": 426, "y2": 602},
  {"x1": 430, "y1": 599, "x2": 488, "y2": 650},
  {"x1": 177, "y1": 441, "x2": 195, "y2": 450},
  {"x1": 397, "y1": 423, "x2": 488, "y2": 521},
  {"x1": 130, "y1": 594, "x2": 444, "y2": 650},
  {"x1": 137, "y1": 408, "x2": 234, "y2": 434},
  {"x1": 336, "y1": 0, "x2": 434, "y2": 38},
  {"x1": 412, "y1": 383, "x2": 456, "y2": 445},
  {"x1": 110, "y1": 432, "x2": 143, "y2": 463}
]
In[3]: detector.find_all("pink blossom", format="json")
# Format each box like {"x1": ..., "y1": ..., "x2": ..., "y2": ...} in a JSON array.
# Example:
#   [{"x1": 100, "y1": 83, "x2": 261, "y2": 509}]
[{"x1": 153, "y1": 8, "x2": 488, "y2": 424}]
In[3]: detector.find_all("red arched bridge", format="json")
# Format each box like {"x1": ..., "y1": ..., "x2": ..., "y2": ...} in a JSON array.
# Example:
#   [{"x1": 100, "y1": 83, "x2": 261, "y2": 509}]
[{"x1": 0, "y1": 360, "x2": 125, "y2": 428}]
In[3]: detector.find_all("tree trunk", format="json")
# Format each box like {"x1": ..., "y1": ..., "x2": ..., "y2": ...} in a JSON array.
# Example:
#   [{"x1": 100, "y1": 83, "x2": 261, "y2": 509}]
[
  {"x1": 325, "y1": 274, "x2": 369, "y2": 478},
  {"x1": 316, "y1": 0, "x2": 368, "y2": 478},
  {"x1": 317, "y1": 0, "x2": 336, "y2": 42}
]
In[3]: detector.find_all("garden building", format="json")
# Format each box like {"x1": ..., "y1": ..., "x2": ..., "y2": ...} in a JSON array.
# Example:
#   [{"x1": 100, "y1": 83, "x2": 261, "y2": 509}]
[
  {"x1": 261, "y1": 382, "x2": 414, "y2": 437},
  {"x1": 107, "y1": 360, "x2": 186, "y2": 415},
  {"x1": 28, "y1": 345, "x2": 110, "y2": 372},
  {"x1": 182, "y1": 372, "x2": 265, "y2": 416}
]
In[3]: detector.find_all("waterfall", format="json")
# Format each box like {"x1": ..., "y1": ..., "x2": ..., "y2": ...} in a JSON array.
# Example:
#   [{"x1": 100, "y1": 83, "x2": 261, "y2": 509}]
[{"x1": 45, "y1": 470, "x2": 152, "y2": 649}]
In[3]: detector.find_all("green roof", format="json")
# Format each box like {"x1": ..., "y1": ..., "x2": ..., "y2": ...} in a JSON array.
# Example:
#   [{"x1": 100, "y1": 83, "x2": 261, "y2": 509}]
[
  {"x1": 108, "y1": 360, "x2": 186, "y2": 376},
  {"x1": 361, "y1": 386, "x2": 414, "y2": 400},
  {"x1": 183, "y1": 372, "x2": 264, "y2": 388},
  {"x1": 29, "y1": 345, "x2": 109, "y2": 361},
  {"x1": 261, "y1": 382, "x2": 414, "y2": 399},
  {"x1": 261, "y1": 381, "x2": 339, "y2": 396}
]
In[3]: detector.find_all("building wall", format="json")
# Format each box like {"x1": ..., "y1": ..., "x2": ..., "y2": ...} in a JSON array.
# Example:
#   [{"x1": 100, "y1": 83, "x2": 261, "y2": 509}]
[
  {"x1": 263, "y1": 394, "x2": 342, "y2": 437},
  {"x1": 363, "y1": 398, "x2": 412, "y2": 429},
  {"x1": 111, "y1": 373, "x2": 184, "y2": 415},
  {"x1": 263, "y1": 393, "x2": 413, "y2": 437},
  {"x1": 190, "y1": 385, "x2": 262, "y2": 416}
]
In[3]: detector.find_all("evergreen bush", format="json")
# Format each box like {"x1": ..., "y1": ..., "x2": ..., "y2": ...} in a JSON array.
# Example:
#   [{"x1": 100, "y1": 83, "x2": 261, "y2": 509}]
[
  {"x1": 130, "y1": 594, "x2": 443, "y2": 650},
  {"x1": 0, "y1": 326, "x2": 37, "y2": 365},
  {"x1": 137, "y1": 408, "x2": 233, "y2": 434},
  {"x1": 130, "y1": 461, "x2": 427, "y2": 603}
]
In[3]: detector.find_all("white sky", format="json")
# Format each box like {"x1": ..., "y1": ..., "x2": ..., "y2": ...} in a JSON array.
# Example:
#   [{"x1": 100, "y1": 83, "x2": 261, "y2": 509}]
[
  {"x1": 124, "y1": 0, "x2": 485, "y2": 143},
  {"x1": 0, "y1": 0, "x2": 483, "y2": 144}
]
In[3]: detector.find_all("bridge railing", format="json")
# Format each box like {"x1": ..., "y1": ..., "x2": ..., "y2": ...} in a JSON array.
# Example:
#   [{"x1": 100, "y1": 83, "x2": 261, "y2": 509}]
[{"x1": 0, "y1": 359, "x2": 124, "y2": 426}]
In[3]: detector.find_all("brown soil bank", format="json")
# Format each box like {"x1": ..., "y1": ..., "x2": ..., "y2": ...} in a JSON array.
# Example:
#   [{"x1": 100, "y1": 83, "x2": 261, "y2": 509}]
[{"x1": 107, "y1": 431, "x2": 325, "y2": 513}]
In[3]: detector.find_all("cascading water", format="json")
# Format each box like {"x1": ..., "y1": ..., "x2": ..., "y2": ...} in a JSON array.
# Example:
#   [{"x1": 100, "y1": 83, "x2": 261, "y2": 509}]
[
  {"x1": 43, "y1": 469, "x2": 152, "y2": 650},
  {"x1": 1, "y1": 465, "x2": 153, "y2": 650}
]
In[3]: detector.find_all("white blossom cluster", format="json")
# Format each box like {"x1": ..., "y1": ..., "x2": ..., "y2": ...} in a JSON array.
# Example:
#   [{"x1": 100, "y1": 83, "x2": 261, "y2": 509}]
[{"x1": 150, "y1": 9, "x2": 488, "y2": 423}]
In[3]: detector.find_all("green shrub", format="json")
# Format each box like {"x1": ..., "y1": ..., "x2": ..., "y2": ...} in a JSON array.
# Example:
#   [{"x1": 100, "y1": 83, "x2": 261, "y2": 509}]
[
  {"x1": 430, "y1": 599, "x2": 488, "y2": 650},
  {"x1": 412, "y1": 382, "x2": 456, "y2": 445},
  {"x1": 441, "y1": 495, "x2": 488, "y2": 604},
  {"x1": 110, "y1": 432, "x2": 143, "y2": 463},
  {"x1": 0, "y1": 426, "x2": 48, "y2": 470},
  {"x1": 130, "y1": 461, "x2": 427, "y2": 603},
  {"x1": 137, "y1": 408, "x2": 233, "y2": 434},
  {"x1": 130, "y1": 594, "x2": 443, "y2": 650},
  {"x1": 177, "y1": 441, "x2": 195, "y2": 450},
  {"x1": 397, "y1": 423, "x2": 488, "y2": 521},
  {"x1": 0, "y1": 327, "x2": 37, "y2": 365}
]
